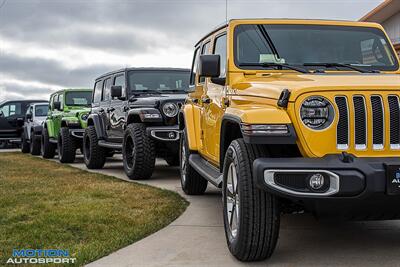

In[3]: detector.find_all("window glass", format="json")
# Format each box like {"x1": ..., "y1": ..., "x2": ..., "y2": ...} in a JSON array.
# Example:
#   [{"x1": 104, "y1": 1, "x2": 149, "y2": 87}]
[
  {"x1": 190, "y1": 47, "x2": 200, "y2": 85},
  {"x1": 114, "y1": 75, "x2": 126, "y2": 97},
  {"x1": 35, "y1": 105, "x2": 49, "y2": 116},
  {"x1": 213, "y1": 34, "x2": 227, "y2": 77},
  {"x1": 127, "y1": 71, "x2": 190, "y2": 95},
  {"x1": 65, "y1": 91, "x2": 92, "y2": 106},
  {"x1": 93, "y1": 81, "x2": 103, "y2": 103},
  {"x1": 102, "y1": 78, "x2": 112, "y2": 101},
  {"x1": 0, "y1": 103, "x2": 22, "y2": 118},
  {"x1": 199, "y1": 41, "x2": 211, "y2": 83},
  {"x1": 234, "y1": 24, "x2": 398, "y2": 71},
  {"x1": 26, "y1": 106, "x2": 32, "y2": 115},
  {"x1": 58, "y1": 94, "x2": 64, "y2": 110}
]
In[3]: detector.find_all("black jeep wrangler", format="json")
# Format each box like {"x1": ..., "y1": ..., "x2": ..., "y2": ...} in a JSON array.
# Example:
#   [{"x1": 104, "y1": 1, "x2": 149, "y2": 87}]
[{"x1": 83, "y1": 68, "x2": 190, "y2": 180}]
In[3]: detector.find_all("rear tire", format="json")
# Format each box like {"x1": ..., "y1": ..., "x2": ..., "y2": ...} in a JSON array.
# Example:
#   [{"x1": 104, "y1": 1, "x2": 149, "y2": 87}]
[
  {"x1": 21, "y1": 130, "x2": 30, "y2": 153},
  {"x1": 180, "y1": 129, "x2": 207, "y2": 195},
  {"x1": 83, "y1": 126, "x2": 106, "y2": 169},
  {"x1": 123, "y1": 123, "x2": 155, "y2": 180},
  {"x1": 222, "y1": 139, "x2": 280, "y2": 261},
  {"x1": 41, "y1": 127, "x2": 56, "y2": 159},
  {"x1": 58, "y1": 127, "x2": 76, "y2": 163},
  {"x1": 30, "y1": 133, "x2": 41, "y2": 155}
]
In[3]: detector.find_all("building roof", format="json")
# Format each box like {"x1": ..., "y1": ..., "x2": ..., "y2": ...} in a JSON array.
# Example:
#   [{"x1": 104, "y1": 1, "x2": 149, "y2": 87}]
[{"x1": 360, "y1": 0, "x2": 400, "y2": 23}]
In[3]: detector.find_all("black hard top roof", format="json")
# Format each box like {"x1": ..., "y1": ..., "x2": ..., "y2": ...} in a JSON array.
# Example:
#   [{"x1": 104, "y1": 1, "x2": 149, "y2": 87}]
[{"x1": 95, "y1": 67, "x2": 191, "y2": 81}]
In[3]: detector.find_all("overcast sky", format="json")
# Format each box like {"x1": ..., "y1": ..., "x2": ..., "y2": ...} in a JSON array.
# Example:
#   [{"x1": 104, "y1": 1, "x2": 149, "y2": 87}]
[{"x1": 0, "y1": 0, "x2": 384, "y2": 102}]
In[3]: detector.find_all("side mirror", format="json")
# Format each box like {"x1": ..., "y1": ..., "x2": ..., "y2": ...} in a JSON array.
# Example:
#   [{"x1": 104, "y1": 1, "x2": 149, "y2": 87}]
[
  {"x1": 54, "y1": 101, "x2": 61, "y2": 111},
  {"x1": 26, "y1": 113, "x2": 32, "y2": 120},
  {"x1": 111, "y1": 85, "x2": 123, "y2": 99},
  {"x1": 199, "y1": 54, "x2": 220, "y2": 78}
]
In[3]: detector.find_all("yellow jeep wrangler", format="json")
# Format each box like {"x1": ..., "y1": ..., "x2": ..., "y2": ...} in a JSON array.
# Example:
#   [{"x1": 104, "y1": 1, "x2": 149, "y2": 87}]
[{"x1": 179, "y1": 19, "x2": 400, "y2": 261}]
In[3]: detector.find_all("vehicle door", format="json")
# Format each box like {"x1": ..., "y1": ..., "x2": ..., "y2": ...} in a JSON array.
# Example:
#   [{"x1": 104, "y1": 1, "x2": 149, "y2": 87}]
[
  {"x1": 200, "y1": 32, "x2": 227, "y2": 163},
  {"x1": 91, "y1": 79, "x2": 105, "y2": 135},
  {"x1": 0, "y1": 101, "x2": 24, "y2": 137},
  {"x1": 190, "y1": 40, "x2": 212, "y2": 159},
  {"x1": 100, "y1": 77, "x2": 113, "y2": 141},
  {"x1": 25, "y1": 105, "x2": 34, "y2": 139},
  {"x1": 51, "y1": 93, "x2": 63, "y2": 138},
  {"x1": 108, "y1": 73, "x2": 126, "y2": 141}
]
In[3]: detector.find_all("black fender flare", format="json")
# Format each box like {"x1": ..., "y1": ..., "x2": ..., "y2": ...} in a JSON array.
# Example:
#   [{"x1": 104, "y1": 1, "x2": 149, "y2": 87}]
[
  {"x1": 87, "y1": 114, "x2": 106, "y2": 139},
  {"x1": 127, "y1": 108, "x2": 162, "y2": 124}
]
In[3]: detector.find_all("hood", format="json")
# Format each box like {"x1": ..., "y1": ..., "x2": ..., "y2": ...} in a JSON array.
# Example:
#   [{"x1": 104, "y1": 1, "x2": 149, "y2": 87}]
[
  {"x1": 130, "y1": 93, "x2": 187, "y2": 107},
  {"x1": 231, "y1": 73, "x2": 400, "y2": 102}
]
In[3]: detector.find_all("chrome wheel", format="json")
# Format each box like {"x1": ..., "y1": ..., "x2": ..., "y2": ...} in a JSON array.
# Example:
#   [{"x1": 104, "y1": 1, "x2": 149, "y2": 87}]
[
  {"x1": 181, "y1": 141, "x2": 187, "y2": 184},
  {"x1": 226, "y1": 162, "x2": 239, "y2": 238}
]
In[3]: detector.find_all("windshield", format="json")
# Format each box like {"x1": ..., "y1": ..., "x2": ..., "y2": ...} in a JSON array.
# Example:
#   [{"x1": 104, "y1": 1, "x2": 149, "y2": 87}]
[
  {"x1": 65, "y1": 91, "x2": 92, "y2": 106},
  {"x1": 127, "y1": 70, "x2": 190, "y2": 95},
  {"x1": 35, "y1": 105, "x2": 48, "y2": 116},
  {"x1": 234, "y1": 24, "x2": 399, "y2": 71}
]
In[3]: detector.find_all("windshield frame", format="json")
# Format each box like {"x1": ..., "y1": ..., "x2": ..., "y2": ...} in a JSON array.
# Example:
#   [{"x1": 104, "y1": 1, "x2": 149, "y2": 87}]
[
  {"x1": 126, "y1": 70, "x2": 190, "y2": 97},
  {"x1": 64, "y1": 91, "x2": 92, "y2": 107},
  {"x1": 233, "y1": 23, "x2": 400, "y2": 72}
]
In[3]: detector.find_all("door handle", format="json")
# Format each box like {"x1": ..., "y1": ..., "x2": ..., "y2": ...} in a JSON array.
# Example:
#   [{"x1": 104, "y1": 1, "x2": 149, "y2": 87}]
[
  {"x1": 201, "y1": 96, "x2": 211, "y2": 104},
  {"x1": 107, "y1": 107, "x2": 115, "y2": 113}
]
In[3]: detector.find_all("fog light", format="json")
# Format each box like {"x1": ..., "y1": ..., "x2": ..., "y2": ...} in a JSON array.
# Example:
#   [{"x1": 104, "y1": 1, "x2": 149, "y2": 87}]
[
  {"x1": 168, "y1": 132, "x2": 176, "y2": 139},
  {"x1": 309, "y1": 173, "x2": 324, "y2": 190}
]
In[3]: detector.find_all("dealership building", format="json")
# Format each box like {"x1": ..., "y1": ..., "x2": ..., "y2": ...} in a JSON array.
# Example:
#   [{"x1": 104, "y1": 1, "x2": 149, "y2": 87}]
[{"x1": 360, "y1": 0, "x2": 400, "y2": 55}]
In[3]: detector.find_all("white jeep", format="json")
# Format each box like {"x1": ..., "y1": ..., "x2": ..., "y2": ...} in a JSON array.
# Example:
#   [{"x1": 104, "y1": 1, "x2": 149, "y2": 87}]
[{"x1": 21, "y1": 102, "x2": 49, "y2": 155}]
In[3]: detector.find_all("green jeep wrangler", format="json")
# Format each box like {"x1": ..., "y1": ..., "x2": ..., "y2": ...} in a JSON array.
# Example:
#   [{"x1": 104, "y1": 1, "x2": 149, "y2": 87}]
[{"x1": 41, "y1": 89, "x2": 92, "y2": 163}]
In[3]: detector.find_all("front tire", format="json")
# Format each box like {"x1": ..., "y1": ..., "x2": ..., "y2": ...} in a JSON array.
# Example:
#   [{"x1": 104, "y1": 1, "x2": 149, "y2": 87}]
[
  {"x1": 21, "y1": 130, "x2": 30, "y2": 153},
  {"x1": 180, "y1": 129, "x2": 207, "y2": 195},
  {"x1": 223, "y1": 139, "x2": 280, "y2": 261},
  {"x1": 123, "y1": 123, "x2": 155, "y2": 180},
  {"x1": 58, "y1": 127, "x2": 76, "y2": 163},
  {"x1": 83, "y1": 125, "x2": 106, "y2": 169},
  {"x1": 41, "y1": 127, "x2": 56, "y2": 159},
  {"x1": 30, "y1": 133, "x2": 41, "y2": 155}
]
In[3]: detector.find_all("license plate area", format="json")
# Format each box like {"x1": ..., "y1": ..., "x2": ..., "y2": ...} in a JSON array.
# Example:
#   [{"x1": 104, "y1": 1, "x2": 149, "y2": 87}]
[{"x1": 386, "y1": 164, "x2": 400, "y2": 195}]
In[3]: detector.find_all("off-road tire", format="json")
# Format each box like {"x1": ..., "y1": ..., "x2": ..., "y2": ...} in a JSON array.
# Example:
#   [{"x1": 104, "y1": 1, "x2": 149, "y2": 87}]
[
  {"x1": 165, "y1": 155, "x2": 180, "y2": 166},
  {"x1": 83, "y1": 125, "x2": 106, "y2": 169},
  {"x1": 180, "y1": 129, "x2": 207, "y2": 195},
  {"x1": 58, "y1": 127, "x2": 76, "y2": 163},
  {"x1": 41, "y1": 127, "x2": 56, "y2": 159},
  {"x1": 123, "y1": 123, "x2": 155, "y2": 180},
  {"x1": 21, "y1": 130, "x2": 30, "y2": 153},
  {"x1": 223, "y1": 139, "x2": 280, "y2": 261},
  {"x1": 30, "y1": 133, "x2": 41, "y2": 155}
]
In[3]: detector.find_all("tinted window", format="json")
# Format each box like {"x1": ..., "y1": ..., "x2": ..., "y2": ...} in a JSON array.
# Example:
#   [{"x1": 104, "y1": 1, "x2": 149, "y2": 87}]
[
  {"x1": 234, "y1": 24, "x2": 398, "y2": 71},
  {"x1": 190, "y1": 47, "x2": 200, "y2": 85},
  {"x1": 102, "y1": 78, "x2": 112, "y2": 101},
  {"x1": 93, "y1": 81, "x2": 103, "y2": 103},
  {"x1": 114, "y1": 75, "x2": 126, "y2": 97},
  {"x1": 199, "y1": 41, "x2": 211, "y2": 83},
  {"x1": 35, "y1": 105, "x2": 49, "y2": 116},
  {"x1": 214, "y1": 34, "x2": 227, "y2": 77},
  {"x1": 0, "y1": 102, "x2": 22, "y2": 118},
  {"x1": 127, "y1": 71, "x2": 190, "y2": 95},
  {"x1": 65, "y1": 91, "x2": 92, "y2": 106}
]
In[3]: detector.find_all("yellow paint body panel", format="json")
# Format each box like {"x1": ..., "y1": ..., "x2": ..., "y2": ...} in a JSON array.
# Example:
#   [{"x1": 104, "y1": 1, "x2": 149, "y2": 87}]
[{"x1": 184, "y1": 19, "x2": 400, "y2": 167}]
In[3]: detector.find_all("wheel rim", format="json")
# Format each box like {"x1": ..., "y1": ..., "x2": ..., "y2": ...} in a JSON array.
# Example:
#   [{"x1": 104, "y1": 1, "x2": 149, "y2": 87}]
[
  {"x1": 125, "y1": 136, "x2": 134, "y2": 169},
  {"x1": 181, "y1": 141, "x2": 187, "y2": 184},
  {"x1": 226, "y1": 162, "x2": 239, "y2": 238}
]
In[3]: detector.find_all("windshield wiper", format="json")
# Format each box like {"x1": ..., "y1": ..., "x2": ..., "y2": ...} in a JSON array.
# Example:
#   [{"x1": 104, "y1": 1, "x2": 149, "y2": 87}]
[
  {"x1": 239, "y1": 62, "x2": 310, "y2": 74},
  {"x1": 303, "y1": 63, "x2": 379, "y2": 73}
]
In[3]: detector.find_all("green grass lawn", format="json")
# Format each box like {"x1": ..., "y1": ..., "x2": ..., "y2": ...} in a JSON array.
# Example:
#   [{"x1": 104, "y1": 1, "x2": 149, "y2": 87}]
[{"x1": 0, "y1": 153, "x2": 188, "y2": 266}]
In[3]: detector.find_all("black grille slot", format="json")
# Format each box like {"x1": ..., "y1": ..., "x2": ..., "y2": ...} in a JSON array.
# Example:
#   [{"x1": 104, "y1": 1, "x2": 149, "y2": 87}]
[
  {"x1": 353, "y1": 96, "x2": 367, "y2": 148},
  {"x1": 388, "y1": 95, "x2": 400, "y2": 147},
  {"x1": 274, "y1": 173, "x2": 308, "y2": 191},
  {"x1": 335, "y1": 96, "x2": 349, "y2": 149},
  {"x1": 371, "y1": 96, "x2": 384, "y2": 148}
]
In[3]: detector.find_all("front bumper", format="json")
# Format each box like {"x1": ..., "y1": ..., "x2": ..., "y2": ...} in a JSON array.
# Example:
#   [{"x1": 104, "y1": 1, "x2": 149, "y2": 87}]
[
  {"x1": 69, "y1": 129, "x2": 85, "y2": 139},
  {"x1": 146, "y1": 125, "x2": 180, "y2": 142},
  {"x1": 254, "y1": 154, "x2": 400, "y2": 220}
]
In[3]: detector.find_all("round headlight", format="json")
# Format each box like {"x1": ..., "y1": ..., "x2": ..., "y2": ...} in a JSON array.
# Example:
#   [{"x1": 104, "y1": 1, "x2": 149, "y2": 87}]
[
  {"x1": 81, "y1": 113, "x2": 88, "y2": 121},
  {"x1": 300, "y1": 96, "x2": 334, "y2": 130},
  {"x1": 162, "y1": 102, "x2": 178, "y2": 118}
]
